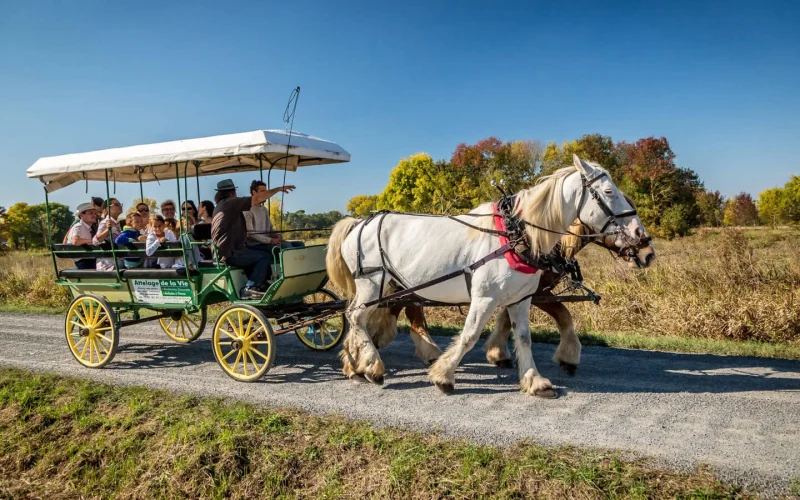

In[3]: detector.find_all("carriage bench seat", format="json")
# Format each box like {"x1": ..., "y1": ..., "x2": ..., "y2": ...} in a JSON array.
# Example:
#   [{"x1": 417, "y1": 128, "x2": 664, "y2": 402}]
[
  {"x1": 59, "y1": 268, "x2": 198, "y2": 279},
  {"x1": 58, "y1": 269, "x2": 117, "y2": 279},
  {"x1": 122, "y1": 268, "x2": 199, "y2": 279}
]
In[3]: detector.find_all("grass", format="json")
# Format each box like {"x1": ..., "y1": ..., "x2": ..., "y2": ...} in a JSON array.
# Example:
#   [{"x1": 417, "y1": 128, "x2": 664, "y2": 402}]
[{"x1": 0, "y1": 367, "x2": 749, "y2": 499}]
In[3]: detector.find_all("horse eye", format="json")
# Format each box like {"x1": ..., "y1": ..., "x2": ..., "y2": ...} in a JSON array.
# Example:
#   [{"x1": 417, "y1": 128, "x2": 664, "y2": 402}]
[{"x1": 604, "y1": 189, "x2": 614, "y2": 195}]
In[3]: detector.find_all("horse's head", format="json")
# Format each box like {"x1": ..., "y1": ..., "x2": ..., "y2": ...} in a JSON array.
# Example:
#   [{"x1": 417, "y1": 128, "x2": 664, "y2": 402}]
[
  {"x1": 570, "y1": 154, "x2": 646, "y2": 253},
  {"x1": 560, "y1": 194, "x2": 656, "y2": 269}
]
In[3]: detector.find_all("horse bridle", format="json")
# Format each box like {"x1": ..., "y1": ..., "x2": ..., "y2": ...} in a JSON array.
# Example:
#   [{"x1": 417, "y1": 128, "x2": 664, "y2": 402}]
[{"x1": 576, "y1": 170, "x2": 639, "y2": 244}]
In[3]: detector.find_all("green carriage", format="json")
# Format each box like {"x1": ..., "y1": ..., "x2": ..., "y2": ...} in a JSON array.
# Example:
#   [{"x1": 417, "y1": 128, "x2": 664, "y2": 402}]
[{"x1": 26, "y1": 129, "x2": 350, "y2": 381}]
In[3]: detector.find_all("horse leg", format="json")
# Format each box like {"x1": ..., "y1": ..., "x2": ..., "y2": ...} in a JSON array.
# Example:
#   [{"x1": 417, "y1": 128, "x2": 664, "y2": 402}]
[
  {"x1": 537, "y1": 301, "x2": 581, "y2": 375},
  {"x1": 339, "y1": 278, "x2": 386, "y2": 384},
  {"x1": 484, "y1": 307, "x2": 514, "y2": 368},
  {"x1": 507, "y1": 300, "x2": 556, "y2": 398},
  {"x1": 405, "y1": 306, "x2": 442, "y2": 364},
  {"x1": 429, "y1": 297, "x2": 496, "y2": 394}
]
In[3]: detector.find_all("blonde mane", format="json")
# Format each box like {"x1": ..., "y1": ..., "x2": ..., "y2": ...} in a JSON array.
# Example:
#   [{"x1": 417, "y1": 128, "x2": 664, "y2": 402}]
[
  {"x1": 514, "y1": 166, "x2": 577, "y2": 254},
  {"x1": 466, "y1": 167, "x2": 579, "y2": 253}
]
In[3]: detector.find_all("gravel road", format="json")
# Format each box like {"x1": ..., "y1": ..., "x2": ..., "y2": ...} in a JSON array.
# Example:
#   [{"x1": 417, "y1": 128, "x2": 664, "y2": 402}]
[{"x1": 0, "y1": 313, "x2": 797, "y2": 496}]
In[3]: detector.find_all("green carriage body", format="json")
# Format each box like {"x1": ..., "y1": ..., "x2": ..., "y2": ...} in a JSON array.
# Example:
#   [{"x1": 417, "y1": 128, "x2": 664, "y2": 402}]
[{"x1": 27, "y1": 128, "x2": 351, "y2": 380}]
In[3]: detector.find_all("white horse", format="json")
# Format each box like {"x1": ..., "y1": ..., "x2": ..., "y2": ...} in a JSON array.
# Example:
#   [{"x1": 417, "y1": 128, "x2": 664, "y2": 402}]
[{"x1": 327, "y1": 155, "x2": 645, "y2": 397}]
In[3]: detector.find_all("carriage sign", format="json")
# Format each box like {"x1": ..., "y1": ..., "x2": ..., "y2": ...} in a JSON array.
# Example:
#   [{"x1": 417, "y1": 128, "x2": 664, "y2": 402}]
[{"x1": 131, "y1": 279, "x2": 192, "y2": 304}]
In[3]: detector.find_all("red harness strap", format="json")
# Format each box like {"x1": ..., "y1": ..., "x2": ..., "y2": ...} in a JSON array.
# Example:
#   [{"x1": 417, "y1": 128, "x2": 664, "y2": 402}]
[{"x1": 493, "y1": 203, "x2": 538, "y2": 274}]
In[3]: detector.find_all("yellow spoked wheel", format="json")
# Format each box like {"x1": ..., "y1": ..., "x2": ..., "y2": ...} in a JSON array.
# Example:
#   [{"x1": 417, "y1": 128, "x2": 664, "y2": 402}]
[
  {"x1": 65, "y1": 295, "x2": 119, "y2": 368},
  {"x1": 294, "y1": 289, "x2": 347, "y2": 351},
  {"x1": 212, "y1": 305, "x2": 275, "y2": 382},
  {"x1": 159, "y1": 307, "x2": 207, "y2": 343}
]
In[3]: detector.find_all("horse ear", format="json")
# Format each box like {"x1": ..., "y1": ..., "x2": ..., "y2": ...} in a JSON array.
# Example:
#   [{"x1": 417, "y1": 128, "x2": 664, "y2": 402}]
[{"x1": 572, "y1": 154, "x2": 593, "y2": 176}]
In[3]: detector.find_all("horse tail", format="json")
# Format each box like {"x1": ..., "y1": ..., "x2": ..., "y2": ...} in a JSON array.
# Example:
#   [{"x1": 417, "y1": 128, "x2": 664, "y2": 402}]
[{"x1": 326, "y1": 217, "x2": 361, "y2": 298}]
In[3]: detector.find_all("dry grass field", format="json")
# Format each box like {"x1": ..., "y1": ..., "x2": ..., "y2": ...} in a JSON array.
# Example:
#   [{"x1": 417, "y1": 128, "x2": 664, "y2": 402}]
[{"x1": 1, "y1": 227, "x2": 798, "y2": 347}]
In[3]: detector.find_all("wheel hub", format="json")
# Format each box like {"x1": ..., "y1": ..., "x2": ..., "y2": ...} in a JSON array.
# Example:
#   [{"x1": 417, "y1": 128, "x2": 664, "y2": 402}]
[{"x1": 80, "y1": 328, "x2": 90, "y2": 337}]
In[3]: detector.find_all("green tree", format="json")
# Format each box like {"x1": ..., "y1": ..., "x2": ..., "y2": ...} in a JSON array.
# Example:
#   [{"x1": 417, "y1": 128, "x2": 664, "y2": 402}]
[
  {"x1": 4, "y1": 202, "x2": 74, "y2": 249},
  {"x1": 378, "y1": 153, "x2": 452, "y2": 213},
  {"x1": 696, "y1": 190, "x2": 725, "y2": 227},
  {"x1": 723, "y1": 193, "x2": 759, "y2": 227},
  {"x1": 757, "y1": 187, "x2": 788, "y2": 226},
  {"x1": 617, "y1": 137, "x2": 703, "y2": 238},
  {"x1": 346, "y1": 195, "x2": 378, "y2": 217}
]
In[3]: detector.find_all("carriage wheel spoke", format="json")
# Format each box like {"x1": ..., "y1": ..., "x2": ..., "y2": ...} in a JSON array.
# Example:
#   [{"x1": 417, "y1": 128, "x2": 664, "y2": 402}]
[
  {"x1": 251, "y1": 347, "x2": 270, "y2": 361},
  {"x1": 75, "y1": 306, "x2": 89, "y2": 326},
  {"x1": 70, "y1": 320, "x2": 85, "y2": 330},
  {"x1": 73, "y1": 336, "x2": 87, "y2": 350},
  {"x1": 80, "y1": 336, "x2": 90, "y2": 358},
  {"x1": 231, "y1": 350, "x2": 242, "y2": 374},
  {"x1": 246, "y1": 350, "x2": 261, "y2": 372},
  {"x1": 96, "y1": 326, "x2": 113, "y2": 333},
  {"x1": 243, "y1": 315, "x2": 254, "y2": 338},
  {"x1": 185, "y1": 316, "x2": 200, "y2": 329},
  {"x1": 180, "y1": 320, "x2": 188, "y2": 339},
  {"x1": 95, "y1": 333, "x2": 112, "y2": 343},
  {"x1": 225, "y1": 318, "x2": 240, "y2": 337},
  {"x1": 93, "y1": 304, "x2": 103, "y2": 325},
  {"x1": 237, "y1": 311, "x2": 244, "y2": 338},
  {"x1": 249, "y1": 340, "x2": 271, "y2": 345},
  {"x1": 245, "y1": 326, "x2": 264, "y2": 340},
  {"x1": 221, "y1": 347, "x2": 237, "y2": 361},
  {"x1": 94, "y1": 337, "x2": 108, "y2": 356}
]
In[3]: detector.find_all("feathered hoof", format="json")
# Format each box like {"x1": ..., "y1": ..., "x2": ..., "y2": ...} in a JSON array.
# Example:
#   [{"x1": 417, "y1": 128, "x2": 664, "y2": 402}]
[
  {"x1": 559, "y1": 362, "x2": 578, "y2": 376},
  {"x1": 434, "y1": 382, "x2": 455, "y2": 395},
  {"x1": 365, "y1": 373, "x2": 384, "y2": 386},
  {"x1": 494, "y1": 359, "x2": 514, "y2": 369},
  {"x1": 349, "y1": 374, "x2": 369, "y2": 384},
  {"x1": 534, "y1": 388, "x2": 558, "y2": 399}
]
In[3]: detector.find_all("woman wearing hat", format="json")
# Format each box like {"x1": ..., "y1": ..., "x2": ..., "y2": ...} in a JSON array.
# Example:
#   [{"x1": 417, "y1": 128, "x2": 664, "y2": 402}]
[
  {"x1": 67, "y1": 201, "x2": 100, "y2": 269},
  {"x1": 211, "y1": 178, "x2": 294, "y2": 299}
]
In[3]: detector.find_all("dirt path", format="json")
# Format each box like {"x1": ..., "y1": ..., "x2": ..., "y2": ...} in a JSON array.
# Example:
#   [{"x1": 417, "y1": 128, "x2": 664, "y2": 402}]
[{"x1": 0, "y1": 313, "x2": 798, "y2": 496}]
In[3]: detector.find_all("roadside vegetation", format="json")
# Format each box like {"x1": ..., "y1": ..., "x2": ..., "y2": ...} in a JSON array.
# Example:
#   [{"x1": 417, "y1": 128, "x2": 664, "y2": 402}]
[{"x1": 0, "y1": 367, "x2": 748, "y2": 499}]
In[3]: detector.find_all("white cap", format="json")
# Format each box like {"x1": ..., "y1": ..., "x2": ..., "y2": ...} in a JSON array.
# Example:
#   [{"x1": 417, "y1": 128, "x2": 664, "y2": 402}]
[{"x1": 75, "y1": 202, "x2": 95, "y2": 215}]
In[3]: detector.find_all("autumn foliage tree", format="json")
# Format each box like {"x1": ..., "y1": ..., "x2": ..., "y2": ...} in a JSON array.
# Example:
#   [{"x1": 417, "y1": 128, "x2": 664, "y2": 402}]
[
  {"x1": 758, "y1": 175, "x2": 800, "y2": 226},
  {"x1": 723, "y1": 193, "x2": 759, "y2": 227}
]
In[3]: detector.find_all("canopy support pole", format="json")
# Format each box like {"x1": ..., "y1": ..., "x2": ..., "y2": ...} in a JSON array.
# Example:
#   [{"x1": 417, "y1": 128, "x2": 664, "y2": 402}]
[
  {"x1": 105, "y1": 169, "x2": 126, "y2": 290},
  {"x1": 175, "y1": 162, "x2": 192, "y2": 284},
  {"x1": 44, "y1": 189, "x2": 58, "y2": 277},
  {"x1": 194, "y1": 161, "x2": 201, "y2": 207},
  {"x1": 138, "y1": 170, "x2": 144, "y2": 203}
]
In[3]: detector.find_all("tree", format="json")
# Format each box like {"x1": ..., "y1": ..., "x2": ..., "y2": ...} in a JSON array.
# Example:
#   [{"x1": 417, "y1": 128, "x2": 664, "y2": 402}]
[
  {"x1": 696, "y1": 190, "x2": 725, "y2": 227},
  {"x1": 4, "y1": 202, "x2": 74, "y2": 249},
  {"x1": 758, "y1": 187, "x2": 788, "y2": 226},
  {"x1": 617, "y1": 137, "x2": 703, "y2": 237},
  {"x1": 378, "y1": 153, "x2": 450, "y2": 213},
  {"x1": 126, "y1": 197, "x2": 158, "y2": 215},
  {"x1": 346, "y1": 195, "x2": 378, "y2": 217},
  {"x1": 450, "y1": 137, "x2": 543, "y2": 206},
  {"x1": 723, "y1": 193, "x2": 759, "y2": 227},
  {"x1": 757, "y1": 175, "x2": 800, "y2": 226}
]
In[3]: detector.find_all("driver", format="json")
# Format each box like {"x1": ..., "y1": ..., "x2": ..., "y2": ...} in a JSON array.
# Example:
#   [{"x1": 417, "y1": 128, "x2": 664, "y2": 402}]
[{"x1": 210, "y1": 178, "x2": 294, "y2": 299}]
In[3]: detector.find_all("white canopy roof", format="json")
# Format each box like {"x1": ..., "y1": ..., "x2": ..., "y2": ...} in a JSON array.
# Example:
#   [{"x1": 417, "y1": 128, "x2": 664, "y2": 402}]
[{"x1": 26, "y1": 129, "x2": 350, "y2": 193}]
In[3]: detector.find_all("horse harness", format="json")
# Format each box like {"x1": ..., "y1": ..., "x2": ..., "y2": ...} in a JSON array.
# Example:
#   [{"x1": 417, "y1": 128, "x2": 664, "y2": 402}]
[{"x1": 354, "y1": 170, "x2": 639, "y2": 309}]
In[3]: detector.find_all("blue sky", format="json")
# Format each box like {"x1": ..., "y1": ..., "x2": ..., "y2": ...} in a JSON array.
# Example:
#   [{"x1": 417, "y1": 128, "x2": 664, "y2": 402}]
[{"x1": 1, "y1": 0, "x2": 798, "y2": 214}]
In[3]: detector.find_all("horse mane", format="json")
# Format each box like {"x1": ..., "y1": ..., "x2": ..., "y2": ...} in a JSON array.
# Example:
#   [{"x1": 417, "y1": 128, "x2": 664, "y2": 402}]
[
  {"x1": 515, "y1": 166, "x2": 577, "y2": 254},
  {"x1": 466, "y1": 167, "x2": 577, "y2": 253}
]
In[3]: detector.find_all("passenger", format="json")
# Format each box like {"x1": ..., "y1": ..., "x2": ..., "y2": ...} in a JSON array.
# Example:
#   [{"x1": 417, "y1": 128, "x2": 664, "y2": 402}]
[
  {"x1": 160, "y1": 199, "x2": 177, "y2": 220},
  {"x1": 174, "y1": 215, "x2": 204, "y2": 270},
  {"x1": 211, "y1": 178, "x2": 294, "y2": 299},
  {"x1": 67, "y1": 202, "x2": 100, "y2": 269},
  {"x1": 244, "y1": 180, "x2": 305, "y2": 252},
  {"x1": 164, "y1": 217, "x2": 179, "y2": 235},
  {"x1": 115, "y1": 212, "x2": 147, "y2": 268},
  {"x1": 90, "y1": 197, "x2": 104, "y2": 235},
  {"x1": 198, "y1": 200, "x2": 214, "y2": 223},
  {"x1": 94, "y1": 198, "x2": 124, "y2": 271},
  {"x1": 145, "y1": 214, "x2": 178, "y2": 268},
  {"x1": 181, "y1": 200, "x2": 199, "y2": 220}
]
